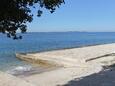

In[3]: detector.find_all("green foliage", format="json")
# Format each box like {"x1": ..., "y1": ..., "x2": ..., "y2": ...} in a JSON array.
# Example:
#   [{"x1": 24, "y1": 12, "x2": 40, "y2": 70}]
[{"x1": 0, "y1": 0, "x2": 64, "y2": 39}]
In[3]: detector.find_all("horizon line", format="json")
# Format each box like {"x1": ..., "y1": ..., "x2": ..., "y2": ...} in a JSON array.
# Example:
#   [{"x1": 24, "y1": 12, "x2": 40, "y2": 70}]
[{"x1": 27, "y1": 31, "x2": 115, "y2": 33}]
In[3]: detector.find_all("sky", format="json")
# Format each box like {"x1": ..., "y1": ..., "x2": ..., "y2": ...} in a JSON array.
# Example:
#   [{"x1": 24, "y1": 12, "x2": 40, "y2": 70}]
[{"x1": 27, "y1": 0, "x2": 115, "y2": 32}]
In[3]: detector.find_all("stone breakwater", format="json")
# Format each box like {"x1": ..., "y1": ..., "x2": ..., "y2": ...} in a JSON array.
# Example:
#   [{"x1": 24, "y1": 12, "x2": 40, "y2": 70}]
[{"x1": 16, "y1": 43, "x2": 115, "y2": 67}]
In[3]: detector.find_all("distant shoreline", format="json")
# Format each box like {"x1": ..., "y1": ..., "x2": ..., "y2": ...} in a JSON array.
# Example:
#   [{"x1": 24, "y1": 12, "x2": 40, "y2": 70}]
[{"x1": 27, "y1": 31, "x2": 115, "y2": 33}]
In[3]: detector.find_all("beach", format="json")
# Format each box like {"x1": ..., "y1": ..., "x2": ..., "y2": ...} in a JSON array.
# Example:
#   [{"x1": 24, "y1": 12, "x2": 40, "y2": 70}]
[
  {"x1": 0, "y1": 43, "x2": 115, "y2": 86},
  {"x1": 0, "y1": 0, "x2": 115, "y2": 85},
  {"x1": 11, "y1": 43, "x2": 115, "y2": 86}
]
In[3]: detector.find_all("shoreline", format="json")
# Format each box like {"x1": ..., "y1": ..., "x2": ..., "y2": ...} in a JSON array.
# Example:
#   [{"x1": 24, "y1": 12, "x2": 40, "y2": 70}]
[
  {"x1": 6, "y1": 65, "x2": 60, "y2": 78},
  {"x1": 2, "y1": 43, "x2": 115, "y2": 86},
  {"x1": 15, "y1": 43, "x2": 115, "y2": 86},
  {"x1": 22, "y1": 42, "x2": 115, "y2": 54},
  {"x1": 16, "y1": 43, "x2": 115, "y2": 76},
  {"x1": 17, "y1": 43, "x2": 115, "y2": 63}
]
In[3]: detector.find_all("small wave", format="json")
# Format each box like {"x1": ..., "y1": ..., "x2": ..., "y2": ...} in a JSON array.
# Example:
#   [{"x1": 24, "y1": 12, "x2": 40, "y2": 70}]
[{"x1": 7, "y1": 65, "x2": 33, "y2": 75}]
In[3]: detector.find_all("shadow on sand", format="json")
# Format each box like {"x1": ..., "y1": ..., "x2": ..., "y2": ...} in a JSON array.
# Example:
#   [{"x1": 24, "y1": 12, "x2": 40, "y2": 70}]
[{"x1": 62, "y1": 67, "x2": 115, "y2": 86}]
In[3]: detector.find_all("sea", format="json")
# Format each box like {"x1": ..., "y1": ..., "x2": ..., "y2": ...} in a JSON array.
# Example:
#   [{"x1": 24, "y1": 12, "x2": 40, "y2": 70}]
[{"x1": 1, "y1": 32, "x2": 115, "y2": 75}]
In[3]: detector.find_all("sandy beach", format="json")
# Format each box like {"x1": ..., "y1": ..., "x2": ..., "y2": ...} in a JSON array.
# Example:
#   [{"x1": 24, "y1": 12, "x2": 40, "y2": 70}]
[{"x1": 1, "y1": 43, "x2": 115, "y2": 86}]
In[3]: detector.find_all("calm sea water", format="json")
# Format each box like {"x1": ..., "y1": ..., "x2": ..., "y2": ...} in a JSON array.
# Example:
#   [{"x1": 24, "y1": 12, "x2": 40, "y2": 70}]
[{"x1": 1, "y1": 32, "x2": 115, "y2": 72}]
